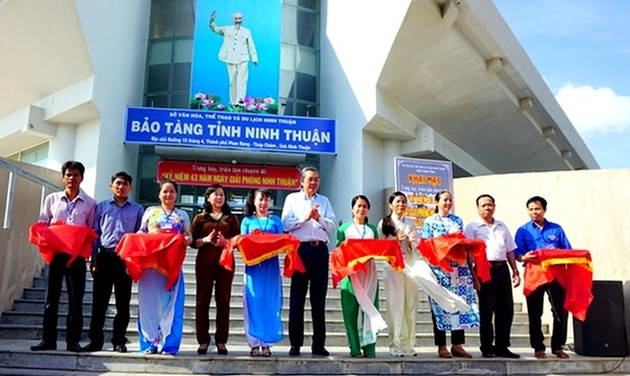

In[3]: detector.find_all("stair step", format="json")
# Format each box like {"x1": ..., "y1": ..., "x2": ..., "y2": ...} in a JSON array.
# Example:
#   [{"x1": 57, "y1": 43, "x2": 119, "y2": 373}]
[
  {"x1": 0, "y1": 310, "x2": 541, "y2": 336},
  {"x1": 19, "y1": 286, "x2": 523, "y2": 311},
  {"x1": 7, "y1": 298, "x2": 533, "y2": 326},
  {"x1": 1, "y1": 340, "x2": 625, "y2": 376},
  {"x1": 0, "y1": 322, "x2": 538, "y2": 348}
]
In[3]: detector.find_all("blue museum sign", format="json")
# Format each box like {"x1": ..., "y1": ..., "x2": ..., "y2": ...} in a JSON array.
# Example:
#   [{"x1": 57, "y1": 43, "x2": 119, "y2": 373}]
[{"x1": 124, "y1": 107, "x2": 336, "y2": 154}]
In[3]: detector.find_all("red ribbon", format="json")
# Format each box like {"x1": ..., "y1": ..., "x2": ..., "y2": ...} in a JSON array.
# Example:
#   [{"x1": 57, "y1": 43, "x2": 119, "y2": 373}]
[
  {"x1": 115, "y1": 232, "x2": 187, "y2": 290},
  {"x1": 418, "y1": 232, "x2": 491, "y2": 283},
  {"x1": 523, "y1": 249, "x2": 593, "y2": 321},
  {"x1": 330, "y1": 239, "x2": 404, "y2": 288},
  {"x1": 220, "y1": 231, "x2": 304, "y2": 277},
  {"x1": 28, "y1": 222, "x2": 97, "y2": 267}
]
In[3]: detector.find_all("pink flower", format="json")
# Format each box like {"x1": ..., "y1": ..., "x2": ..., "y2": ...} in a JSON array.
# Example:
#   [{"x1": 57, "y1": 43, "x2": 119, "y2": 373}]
[{"x1": 195, "y1": 92, "x2": 207, "y2": 100}]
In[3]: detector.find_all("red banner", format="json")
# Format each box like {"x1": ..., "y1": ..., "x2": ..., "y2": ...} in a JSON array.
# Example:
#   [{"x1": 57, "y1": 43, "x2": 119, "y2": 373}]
[
  {"x1": 28, "y1": 222, "x2": 98, "y2": 267},
  {"x1": 523, "y1": 249, "x2": 593, "y2": 321},
  {"x1": 157, "y1": 161, "x2": 301, "y2": 190},
  {"x1": 330, "y1": 239, "x2": 404, "y2": 288},
  {"x1": 418, "y1": 232, "x2": 491, "y2": 283},
  {"x1": 115, "y1": 232, "x2": 187, "y2": 291},
  {"x1": 220, "y1": 231, "x2": 304, "y2": 277}
]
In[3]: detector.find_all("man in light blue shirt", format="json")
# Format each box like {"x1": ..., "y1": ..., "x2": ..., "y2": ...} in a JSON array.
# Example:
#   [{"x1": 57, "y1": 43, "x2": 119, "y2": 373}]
[
  {"x1": 31, "y1": 160, "x2": 96, "y2": 352},
  {"x1": 281, "y1": 166, "x2": 336, "y2": 356},
  {"x1": 82, "y1": 172, "x2": 144, "y2": 353}
]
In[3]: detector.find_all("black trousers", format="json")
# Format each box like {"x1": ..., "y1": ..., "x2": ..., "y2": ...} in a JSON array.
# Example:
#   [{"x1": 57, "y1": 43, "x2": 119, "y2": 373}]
[
  {"x1": 288, "y1": 242, "x2": 329, "y2": 349},
  {"x1": 431, "y1": 311, "x2": 465, "y2": 346},
  {"x1": 478, "y1": 262, "x2": 514, "y2": 353},
  {"x1": 87, "y1": 249, "x2": 132, "y2": 347},
  {"x1": 42, "y1": 254, "x2": 86, "y2": 345},
  {"x1": 526, "y1": 280, "x2": 568, "y2": 352}
]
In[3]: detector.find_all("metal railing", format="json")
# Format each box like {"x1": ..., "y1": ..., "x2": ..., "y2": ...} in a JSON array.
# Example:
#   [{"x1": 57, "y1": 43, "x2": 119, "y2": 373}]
[
  {"x1": 0, "y1": 158, "x2": 62, "y2": 229},
  {"x1": 0, "y1": 157, "x2": 62, "y2": 317}
]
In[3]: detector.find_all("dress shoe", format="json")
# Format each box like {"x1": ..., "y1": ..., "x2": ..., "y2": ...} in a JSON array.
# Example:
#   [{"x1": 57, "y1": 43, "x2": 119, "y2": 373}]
[
  {"x1": 481, "y1": 352, "x2": 495, "y2": 358},
  {"x1": 113, "y1": 344, "x2": 128, "y2": 353},
  {"x1": 216, "y1": 343, "x2": 228, "y2": 355},
  {"x1": 534, "y1": 350, "x2": 547, "y2": 359},
  {"x1": 451, "y1": 345, "x2": 472, "y2": 358},
  {"x1": 495, "y1": 348, "x2": 520, "y2": 359},
  {"x1": 552, "y1": 349, "x2": 570, "y2": 359},
  {"x1": 289, "y1": 346, "x2": 301, "y2": 356},
  {"x1": 438, "y1": 346, "x2": 452, "y2": 358},
  {"x1": 311, "y1": 347, "x2": 329, "y2": 356},
  {"x1": 81, "y1": 342, "x2": 103, "y2": 352},
  {"x1": 30, "y1": 340, "x2": 56, "y2": 351},
  {"x1": 66, "y1": 343, "x2": 82, "y2": 352},
  {"x1": 197, "y1": 343, "x2": 209, "y2": 355}
]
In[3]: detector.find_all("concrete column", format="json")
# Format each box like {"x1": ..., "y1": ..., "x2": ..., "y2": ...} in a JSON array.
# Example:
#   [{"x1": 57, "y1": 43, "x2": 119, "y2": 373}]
[
  {"x1": 46, "y1": 123, "x2": 76, "y2": 171},
  {"x1": 383, "y1": 140, "x2": 400, "y2": 187}
]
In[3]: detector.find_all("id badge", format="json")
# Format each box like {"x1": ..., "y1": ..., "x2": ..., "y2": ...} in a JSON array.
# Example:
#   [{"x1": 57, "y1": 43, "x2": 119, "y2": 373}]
[{"x1": 161, "y1": 222, "x2": 174, "y2": 231}]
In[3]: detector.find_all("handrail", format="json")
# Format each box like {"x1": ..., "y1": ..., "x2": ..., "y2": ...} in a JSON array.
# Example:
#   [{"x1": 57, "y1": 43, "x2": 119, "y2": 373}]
[
  {"x1": 0, "y1": 157, "x2": 62, "y2": 229},
  {"x1": 0, "y1": 158, "x2": 62, "y2": 191}
]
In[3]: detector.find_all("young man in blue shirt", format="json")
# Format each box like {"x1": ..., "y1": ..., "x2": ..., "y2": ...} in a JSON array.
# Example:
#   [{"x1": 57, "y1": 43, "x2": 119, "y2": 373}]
[
  {"x1": 514, "y1": 196, "x2": 572, "y2": 360},
  {"x1": 82, "y1": 172, "x2": 144, "y2": 353}
]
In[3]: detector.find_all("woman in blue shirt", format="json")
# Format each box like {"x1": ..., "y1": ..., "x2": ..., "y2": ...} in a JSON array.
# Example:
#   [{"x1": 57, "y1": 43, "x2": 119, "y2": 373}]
[
  {"x1": 421, "y1": 190, "x2": 479, "y2": 359},
  {"x1": 240, "y1": 188, "x2": 284, "y2": 357},
  {"x1": 137, "y1": 179, "x2": 192, "y2": 355}
]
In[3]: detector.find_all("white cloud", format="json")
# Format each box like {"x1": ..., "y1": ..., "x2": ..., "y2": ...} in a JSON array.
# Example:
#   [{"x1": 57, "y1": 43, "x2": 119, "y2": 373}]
[{"x1": 555, "y1": 83, "x2": 630, "y2": 134}]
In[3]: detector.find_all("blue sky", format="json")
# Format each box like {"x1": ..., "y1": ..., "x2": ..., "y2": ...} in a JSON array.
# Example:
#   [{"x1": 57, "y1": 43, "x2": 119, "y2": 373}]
[{"x1": 493, "y1": 1, "x2": 630, "y2": 169}]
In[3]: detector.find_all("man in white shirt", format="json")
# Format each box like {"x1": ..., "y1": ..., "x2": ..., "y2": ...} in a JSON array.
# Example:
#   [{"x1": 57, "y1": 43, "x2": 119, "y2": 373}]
[
  {"x1": 464, "y1": 194, "x2": 520, "y2": 359},
  {"x1": 281, "y1": 166, "x2": 336, "y2": 356}
]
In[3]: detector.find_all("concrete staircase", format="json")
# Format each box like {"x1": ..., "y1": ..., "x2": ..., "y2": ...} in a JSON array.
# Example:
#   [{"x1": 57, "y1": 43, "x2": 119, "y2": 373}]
[
  {"x1": 0, "y1": 248, "x2": 627, "y2": 375},
  {"x1": 0, "y1": 249, "x2": 536, "y2": 347}
]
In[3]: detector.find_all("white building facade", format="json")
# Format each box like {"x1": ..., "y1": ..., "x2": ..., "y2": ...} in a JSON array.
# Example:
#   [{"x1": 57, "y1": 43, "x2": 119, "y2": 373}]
[{"x1": 0, "y1": 0, "x2": 599, "y2": 221}]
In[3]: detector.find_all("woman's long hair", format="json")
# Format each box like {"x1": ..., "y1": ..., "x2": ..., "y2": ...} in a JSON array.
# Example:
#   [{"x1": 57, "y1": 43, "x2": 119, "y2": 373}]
[{"x1": 381, "y1": 191, "x2": 407, "y2": 237}]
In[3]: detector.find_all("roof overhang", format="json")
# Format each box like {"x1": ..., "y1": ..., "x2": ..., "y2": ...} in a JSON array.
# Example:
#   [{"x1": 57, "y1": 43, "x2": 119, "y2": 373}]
[
  {"x1": 371, "y1": 0, "x2": 599, "y2": 173},
  {"x1": 0, "y1": 0, "x2": 96, "y2": 155}
]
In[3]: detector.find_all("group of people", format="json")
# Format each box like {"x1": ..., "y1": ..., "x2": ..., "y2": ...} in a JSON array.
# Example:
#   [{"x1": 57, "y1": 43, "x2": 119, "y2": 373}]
[
  {"x1": 30, "y1": 162, "x2": 574, "y2": 360},
  {"x1": 320, "y1": 176, "x2": 573, "y2": 360},
  {"x1": 30, "y1": 161, "x2": 190, "y2": 355}
]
